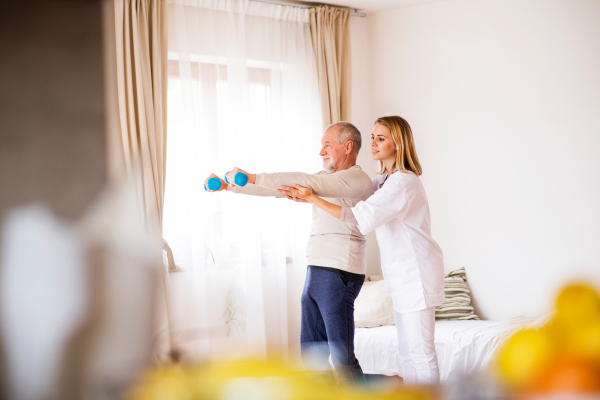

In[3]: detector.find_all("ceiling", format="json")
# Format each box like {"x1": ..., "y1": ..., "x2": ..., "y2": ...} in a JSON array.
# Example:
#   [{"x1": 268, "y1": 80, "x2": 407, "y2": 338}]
[{"x1": 297, "y1": 0, "x2": 451, "y2": 13}]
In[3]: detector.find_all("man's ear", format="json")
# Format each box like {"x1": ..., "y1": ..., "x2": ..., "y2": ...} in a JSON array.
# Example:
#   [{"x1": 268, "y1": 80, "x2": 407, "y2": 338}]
[{"x1": 345, "y1": 140, "x2": 353, "y2": 154}]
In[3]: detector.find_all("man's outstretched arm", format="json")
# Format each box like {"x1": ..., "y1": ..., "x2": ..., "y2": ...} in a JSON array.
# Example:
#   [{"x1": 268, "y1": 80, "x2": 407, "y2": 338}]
[
  {"x1": 226, "y1": 167, "x2": 371, "y2": 200},
  {"x1": 227, "y1": 183, "x2": 286, "y2": 198}
]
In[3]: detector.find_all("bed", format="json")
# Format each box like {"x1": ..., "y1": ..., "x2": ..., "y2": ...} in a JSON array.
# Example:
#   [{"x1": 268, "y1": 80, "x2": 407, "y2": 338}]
[{"x1": 354, "y1": 317, "x2": 538, "y2": 381}]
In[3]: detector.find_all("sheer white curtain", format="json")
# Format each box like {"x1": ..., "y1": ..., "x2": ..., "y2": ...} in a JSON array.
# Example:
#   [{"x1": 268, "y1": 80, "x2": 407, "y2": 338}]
[{"x1": 164, "y1": 0, "x2": 322, "y2": 360}]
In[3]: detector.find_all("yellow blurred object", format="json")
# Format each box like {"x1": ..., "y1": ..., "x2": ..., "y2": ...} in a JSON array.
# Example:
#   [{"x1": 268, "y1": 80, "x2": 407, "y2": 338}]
[
  {"x1": 126, "y1": 364, "x2": 193, "y2": 400},
  {"x1": 566, "y1": 320, "x2": 600, "y2": 362},
  {"x1": 496, "y1": 282, "x2": 600, "y2": 396},
  {"x1": 496, "y1": 328, "x2": 555, "y2": 388},
  {"x1": 188, "y1": 358, "x2": 334, "y2": 400},
  {"x1": 555, "y1": 283, "x2": 600, "y2": 329},
  {"x1": 126, "y1": 358, "x2": 437, "y2": 400}
]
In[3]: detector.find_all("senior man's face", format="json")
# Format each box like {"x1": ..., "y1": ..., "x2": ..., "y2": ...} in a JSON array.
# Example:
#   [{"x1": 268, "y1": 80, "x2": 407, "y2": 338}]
[{"x1": 319, "y1": 127, "x2": 345, "y2": 173}]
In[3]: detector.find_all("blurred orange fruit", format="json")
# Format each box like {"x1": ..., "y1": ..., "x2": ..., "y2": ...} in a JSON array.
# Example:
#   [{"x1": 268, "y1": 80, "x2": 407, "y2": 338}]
[
  {"x1": 555, "y1": 283, "x2": 600, "y2": 330},
  {"x1": 497, "y1": 328, "x2": 555, "y2": 388},
  {"x1": 565, "y1": 320, "x2": 600, "y2": 363},
  {"x1": 527, "y1": 358, "x2": 600, "y2": 394}
]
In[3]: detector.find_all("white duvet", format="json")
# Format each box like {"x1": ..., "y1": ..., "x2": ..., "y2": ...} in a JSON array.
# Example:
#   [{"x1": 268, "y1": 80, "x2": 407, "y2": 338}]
[{"x1": 354, "y1": 317, "x2": 537, "y2": 382}]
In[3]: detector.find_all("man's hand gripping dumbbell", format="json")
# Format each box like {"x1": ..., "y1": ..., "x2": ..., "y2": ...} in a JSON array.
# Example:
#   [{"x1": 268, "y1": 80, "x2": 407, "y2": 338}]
[{"x1": 204, "y1": 167, "x2": 253, "y2": 192}]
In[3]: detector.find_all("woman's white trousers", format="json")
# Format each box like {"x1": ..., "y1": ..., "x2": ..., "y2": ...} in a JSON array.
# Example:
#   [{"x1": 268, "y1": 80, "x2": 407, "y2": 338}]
[{"x1": 394, "y1": 306, "x2": 440, "y2": 384}]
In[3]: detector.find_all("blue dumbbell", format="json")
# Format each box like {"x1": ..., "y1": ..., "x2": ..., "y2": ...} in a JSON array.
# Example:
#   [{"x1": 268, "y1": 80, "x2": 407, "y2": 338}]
[
  {"x1": 204, "y1": 177, "x2": 222, "y2": 191},
  {"x1": 224, "y1": 171, "x2": 249, "y2": 187}
]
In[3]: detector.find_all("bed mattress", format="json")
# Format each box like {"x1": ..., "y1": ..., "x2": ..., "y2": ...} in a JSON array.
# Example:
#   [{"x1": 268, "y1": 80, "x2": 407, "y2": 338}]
[{"x1": 354, "y1": 317, "x2": 535, "y2": 381}]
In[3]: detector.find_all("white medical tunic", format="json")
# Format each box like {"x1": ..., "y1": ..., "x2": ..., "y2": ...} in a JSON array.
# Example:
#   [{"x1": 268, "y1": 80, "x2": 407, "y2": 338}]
[{"x1": 351, "y1": 171, "x2": 445, "y2": 313}]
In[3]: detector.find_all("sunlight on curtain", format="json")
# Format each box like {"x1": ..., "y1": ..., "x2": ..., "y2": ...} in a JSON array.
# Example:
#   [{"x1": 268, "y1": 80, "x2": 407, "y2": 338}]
[{"x1": 164, "y1": 0, "x2": 322, "y2": 361}]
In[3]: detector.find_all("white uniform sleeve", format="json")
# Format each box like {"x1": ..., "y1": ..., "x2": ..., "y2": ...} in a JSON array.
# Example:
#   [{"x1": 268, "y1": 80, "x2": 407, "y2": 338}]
[{"x1": 351, "y1": 174, "x2": 409, "y2": 235}]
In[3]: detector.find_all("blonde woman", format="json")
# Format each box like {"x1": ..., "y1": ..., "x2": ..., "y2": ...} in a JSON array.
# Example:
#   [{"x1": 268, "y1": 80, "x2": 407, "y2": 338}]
[{"x1": 279, "y1": 116, "x2": 445, "y2": 384}]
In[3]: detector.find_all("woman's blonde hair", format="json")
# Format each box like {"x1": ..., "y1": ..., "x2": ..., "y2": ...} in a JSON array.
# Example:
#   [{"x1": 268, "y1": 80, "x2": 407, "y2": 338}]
[{"x1": 375, "y1": 116, "x2": 422, "y2": 176}]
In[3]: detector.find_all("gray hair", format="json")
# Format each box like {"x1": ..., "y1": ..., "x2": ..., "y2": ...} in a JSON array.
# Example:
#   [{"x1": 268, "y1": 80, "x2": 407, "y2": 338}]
[{"x1": 327, "y1": 121, "x2": 362, "y2": 154}]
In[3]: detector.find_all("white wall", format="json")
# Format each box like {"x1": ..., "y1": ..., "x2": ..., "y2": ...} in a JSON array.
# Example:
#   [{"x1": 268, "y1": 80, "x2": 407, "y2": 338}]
[{"x1": 355, "y1": 0, "x2": 600, "y2": 319}]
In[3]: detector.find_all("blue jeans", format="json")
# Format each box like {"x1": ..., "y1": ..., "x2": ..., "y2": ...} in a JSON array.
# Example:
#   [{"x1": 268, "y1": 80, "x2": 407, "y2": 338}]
[{"x1": 300, "y1": 266, "x2": 366, "y2": 386}]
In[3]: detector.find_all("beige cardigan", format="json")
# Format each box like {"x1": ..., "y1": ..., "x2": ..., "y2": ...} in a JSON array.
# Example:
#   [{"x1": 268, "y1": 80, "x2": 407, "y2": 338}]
[{"x1": 227, "y1": 165, "x2": 373, "y2": 274}]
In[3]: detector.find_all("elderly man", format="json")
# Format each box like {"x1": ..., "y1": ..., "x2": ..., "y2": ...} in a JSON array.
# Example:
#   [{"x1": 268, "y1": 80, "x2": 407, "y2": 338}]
[{"x1": 205, "y1": 122, "x2": 373, "y2": 385}]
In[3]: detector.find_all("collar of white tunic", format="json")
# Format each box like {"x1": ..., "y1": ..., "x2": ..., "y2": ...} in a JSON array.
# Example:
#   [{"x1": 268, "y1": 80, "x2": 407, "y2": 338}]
[{"x1": 376, "y1": 170, "x2": 416, "y2": 189}]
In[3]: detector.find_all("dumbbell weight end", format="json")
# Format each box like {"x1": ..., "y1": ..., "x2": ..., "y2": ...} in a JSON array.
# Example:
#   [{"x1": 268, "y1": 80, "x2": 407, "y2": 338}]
[
  {"x1": 205, "y1": 177, "x2": 222, "y2": 191},
  {"x1": 233, "y1": 172, "x2": 249, "y2": 187}
]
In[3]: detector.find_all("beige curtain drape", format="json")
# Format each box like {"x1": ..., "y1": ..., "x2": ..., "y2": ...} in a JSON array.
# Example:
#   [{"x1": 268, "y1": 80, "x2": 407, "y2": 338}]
[
  {"x1": 309, "y1": 5, "x2": 352, "y2": 127},
  {"x1": 111, "y1": 0, "x2": 167, "y2": 235}
]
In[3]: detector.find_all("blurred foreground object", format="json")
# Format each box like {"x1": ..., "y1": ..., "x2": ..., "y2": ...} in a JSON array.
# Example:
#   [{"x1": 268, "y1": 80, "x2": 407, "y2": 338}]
[
  {"x1": 126, "y1": 358, "x2": 437, "y2": 400},
  {"x1": 497, "y1": 282, "x2": 600, "y2": 397},
  {"x1": 0, "y1": 181, "x2": 161, "y2": 400},
  {"x1": 0, "y1": 206, "x2": 86, "y2": 400}
]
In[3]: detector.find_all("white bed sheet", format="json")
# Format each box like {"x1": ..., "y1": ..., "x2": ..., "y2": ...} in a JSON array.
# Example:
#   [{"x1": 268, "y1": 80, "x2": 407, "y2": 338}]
[{"x1": 354, "y1": 317, "x2": 535, "y2": 381}]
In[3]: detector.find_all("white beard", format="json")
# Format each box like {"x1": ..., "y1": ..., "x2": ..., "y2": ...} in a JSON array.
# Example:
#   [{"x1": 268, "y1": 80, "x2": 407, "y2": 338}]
[{"x1": 323, "y1": 158, "x2": 336, "y2": 172}]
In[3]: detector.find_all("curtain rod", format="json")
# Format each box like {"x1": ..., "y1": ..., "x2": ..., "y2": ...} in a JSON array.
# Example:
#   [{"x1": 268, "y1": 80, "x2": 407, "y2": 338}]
[{"x1": 249, "y1": 0, "x2": 367, "y2": 17}]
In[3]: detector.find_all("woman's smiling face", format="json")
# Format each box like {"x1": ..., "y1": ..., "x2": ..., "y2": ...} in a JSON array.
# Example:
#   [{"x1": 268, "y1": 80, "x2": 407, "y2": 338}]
[{"x1": 371, "y1": 123, "x2": 396, "y2": 162}]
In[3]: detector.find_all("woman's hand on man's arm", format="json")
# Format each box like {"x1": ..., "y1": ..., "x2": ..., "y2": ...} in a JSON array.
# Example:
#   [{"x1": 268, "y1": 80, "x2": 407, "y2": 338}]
[
  {"x1": 279, "y1": 185, "x2": 342, "y2": 219},
  {"x1": 278, "y1": 185, "x2": 314, "y2": 203}
]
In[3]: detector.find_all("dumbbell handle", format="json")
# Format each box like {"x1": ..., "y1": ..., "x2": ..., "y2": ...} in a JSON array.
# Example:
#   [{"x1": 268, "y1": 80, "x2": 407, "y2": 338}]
[{"x1": 224, "y1": 171, "x2": 249, "y2": 187}]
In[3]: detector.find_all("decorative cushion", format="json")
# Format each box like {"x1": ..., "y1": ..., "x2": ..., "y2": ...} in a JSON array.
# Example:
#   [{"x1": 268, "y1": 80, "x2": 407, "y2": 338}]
[
  {"x1": 354, "y1": 279, "x2": 395, "y2": 328},
  {"x1": 435, "y1": 267, "x2": 479, "y2": 320}
]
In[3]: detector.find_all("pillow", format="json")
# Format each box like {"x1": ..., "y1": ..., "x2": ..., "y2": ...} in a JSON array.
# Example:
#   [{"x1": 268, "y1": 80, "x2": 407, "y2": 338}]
[
  {"x1": 435, "y1": 267, "x2": 479, "y2": 320},
  {"x1": 354, "y1": 280, "x2": 395, "y2": 328}
]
